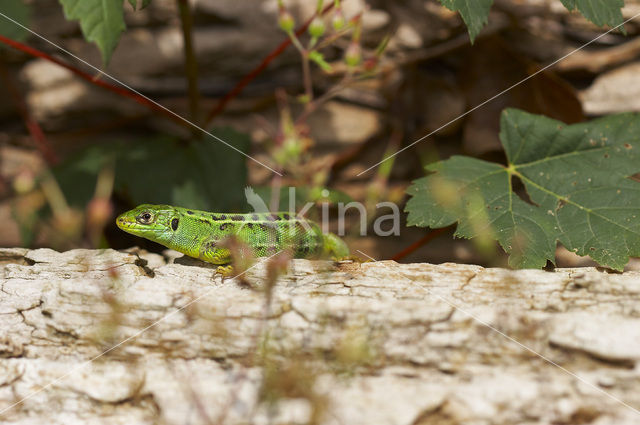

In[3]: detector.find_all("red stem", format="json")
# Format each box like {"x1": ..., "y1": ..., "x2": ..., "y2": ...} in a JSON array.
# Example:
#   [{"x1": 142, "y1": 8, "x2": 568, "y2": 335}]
[
  {"x1": 203, "y1": 2, "x2": 335, "y2": 126},
  {"x1": 0, "y1": 34, "x2": 189, "y2": 128},
  {"x1": 390, "y1": 227, "x2": 452, "y2": 262},
  {"x1": 0, "y1": 62, "x2": 58, "y2": 165}
]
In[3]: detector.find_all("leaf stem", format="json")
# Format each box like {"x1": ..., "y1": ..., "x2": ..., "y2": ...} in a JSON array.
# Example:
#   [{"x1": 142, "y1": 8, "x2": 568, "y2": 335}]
[
  {"x1": 294, "y1": 74, "x2": 350, "y2": 125},
  {"x1": 0, "y1": 34, "x2": 190, "y2": 128},
  {"x1": 301, "y1": 51, "x2": 314, "y2": 103},
  {"x1": 0, "y1": 61, "x2": 58, "y2": 165},
  {"x1": 391, "y1": 227, "x2": 452, "y2": 261},
  {"x1": 285, "y1": 30, "x2": 314, "y2": 104},
  {"x1": 176, "y1": 0, "x2": 201, "y2": 132}
]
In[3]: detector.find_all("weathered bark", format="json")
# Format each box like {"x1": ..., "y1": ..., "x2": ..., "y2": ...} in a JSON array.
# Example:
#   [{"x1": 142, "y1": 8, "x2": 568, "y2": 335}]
[{"x1": 1, "y1": 247, "x2": 640, "y2": 424}]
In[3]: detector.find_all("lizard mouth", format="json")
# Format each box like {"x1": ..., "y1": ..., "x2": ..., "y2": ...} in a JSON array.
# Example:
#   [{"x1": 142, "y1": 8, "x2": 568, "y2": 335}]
[
  {"x1": 116, "y1": 214, "x2": 136, "y2": 231},
  {"x1": 116, "y1": 213, "x2": 150, "y2": 233},
  {"x1": 116, "y1": 213, "x2": 165, "y2": 236}
]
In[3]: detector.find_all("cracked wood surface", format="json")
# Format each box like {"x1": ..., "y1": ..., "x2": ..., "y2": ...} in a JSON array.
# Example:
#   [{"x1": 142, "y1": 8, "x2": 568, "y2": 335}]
[{"x1": 1, "y1": 247, "x2": 640, "y2": 424}]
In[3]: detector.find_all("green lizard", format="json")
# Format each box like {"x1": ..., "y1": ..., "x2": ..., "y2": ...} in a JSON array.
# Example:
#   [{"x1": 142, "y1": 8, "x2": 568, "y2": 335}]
[{"x1": 116, "y1": 204, "x2": 349, "y2": 273}]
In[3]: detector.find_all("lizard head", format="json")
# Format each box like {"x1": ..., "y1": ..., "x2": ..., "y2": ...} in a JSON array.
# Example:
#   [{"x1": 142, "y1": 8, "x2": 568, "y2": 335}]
[{"x1": 116, "y1": 204, "x2": 179, "y2": 244}]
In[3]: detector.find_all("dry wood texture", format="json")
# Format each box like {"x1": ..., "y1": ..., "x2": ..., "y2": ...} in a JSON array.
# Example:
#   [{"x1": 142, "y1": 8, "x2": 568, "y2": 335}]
[{"x1": 1, "y1": 248, "x2": 640, "y2": 424}]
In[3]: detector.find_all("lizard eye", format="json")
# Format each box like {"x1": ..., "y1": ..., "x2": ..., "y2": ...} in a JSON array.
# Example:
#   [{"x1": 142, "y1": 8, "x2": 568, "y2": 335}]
[{"x1": 137, "y1": 212, "x2": 153, "y2": 224}]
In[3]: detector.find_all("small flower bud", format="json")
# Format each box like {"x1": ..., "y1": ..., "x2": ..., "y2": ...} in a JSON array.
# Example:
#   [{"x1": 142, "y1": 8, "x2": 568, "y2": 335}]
[
  {"x1": 308, "y1": 16, "x2": 325, "y2": 38},
  {"x1": 278, "y1": 9, "x2": 295, "y2": 33},
  {"x1": 13, "y1": 169, "x2": 35, "y2": 194},
  {"x1": 332, "y1": 8, "x2": 345, "y2": 31},
  {"x1": 345, "y1": 42, "x2": 361, "y2": 67}
]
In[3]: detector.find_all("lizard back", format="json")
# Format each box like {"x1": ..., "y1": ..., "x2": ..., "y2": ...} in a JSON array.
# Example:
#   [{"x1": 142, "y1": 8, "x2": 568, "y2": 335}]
[{"x1": 167, "y1": 207, "x2": 325, "y2": 258}]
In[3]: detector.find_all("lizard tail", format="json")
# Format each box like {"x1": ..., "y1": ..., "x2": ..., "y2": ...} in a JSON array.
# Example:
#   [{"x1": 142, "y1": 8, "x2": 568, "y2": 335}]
[{"x1": 322, "y1": 232, "x2": 350, "y2": 260}]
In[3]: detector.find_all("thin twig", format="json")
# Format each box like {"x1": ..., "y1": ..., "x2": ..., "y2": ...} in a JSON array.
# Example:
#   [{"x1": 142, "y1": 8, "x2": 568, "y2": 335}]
[
  {"x1": 390, "y1": 227, "x2": 453, "y2": 262},
  {"x1": 176, "y1": 0, "x2": 201, "y2": 130},
  {"x1": 203, "y1": 2, "x2": 336, "y2": 125},
  {"x1": 301, "y1": 52, "x2": 314, "y2": 104},
  {"x1": 0, "y1": 61, "x2": 58, "y2": 165},
  {"x1": 295, "y1": 75, "x2": 351, "y2": 126},
  {"x1": 0, "y1": 34, "x2": 190, "y2": 128}
]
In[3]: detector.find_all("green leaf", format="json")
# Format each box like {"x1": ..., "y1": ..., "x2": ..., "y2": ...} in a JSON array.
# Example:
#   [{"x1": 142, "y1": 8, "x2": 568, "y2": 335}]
[
  {"x1": 127, "y1": 0, "x2": 152, "y2": 11},
  {"x1": 439, "y1": 0, "x2": 625, "y2": 43},
  {"x1": 406, "y1": 109, "x2": 640, "y2": 270},
  {"x1": 438, "y1": 0, "x2": 493, "y2": 43},
  {"x1": 58, "y1": 0, "x2": 125, "y2": 65},
  {"x1": 309, "y1": 51, "x2": 333, "y2": 72},
  {"x1": 560, "y1": 0, "x2": 625, "y2": 29},
  {"x1": 0, "y1": 0, "x2": 30, "y2": 41},
  {"x1": 54, "y1": 129, "x2": 251, "y2": 212}
]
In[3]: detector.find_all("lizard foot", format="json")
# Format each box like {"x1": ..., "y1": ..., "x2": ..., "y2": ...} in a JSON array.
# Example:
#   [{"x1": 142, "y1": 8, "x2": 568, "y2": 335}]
[{"x1": 215, "y1": 265, "x2": 235, "y2": 278}]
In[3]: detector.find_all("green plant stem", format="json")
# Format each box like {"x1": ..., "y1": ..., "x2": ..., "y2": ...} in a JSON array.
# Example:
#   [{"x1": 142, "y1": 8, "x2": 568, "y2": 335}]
[
  {"x1": 176, "y1": 0, "x2": 201, "y2": 132},
  {"x1": 295, "y1": 74, "x2": 350, "y2": 125},
  {"x1": 204, "y1": 2, "x2": 335, "y2": 125},
  {"x1": 40, "y1": 168, "x2": 70, "y2": 217},
  {"x1": 301, "y1": 52, "x2": 313, "y2": 103},
  {"x1": 287, "y1": 31, "x2": 314, "y2": 104}
]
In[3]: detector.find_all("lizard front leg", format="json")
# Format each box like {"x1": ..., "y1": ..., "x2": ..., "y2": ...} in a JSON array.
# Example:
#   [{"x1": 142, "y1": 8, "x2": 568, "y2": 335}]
[{"x1": 198, "y1": 240, "x2": 234, "y2": 276}]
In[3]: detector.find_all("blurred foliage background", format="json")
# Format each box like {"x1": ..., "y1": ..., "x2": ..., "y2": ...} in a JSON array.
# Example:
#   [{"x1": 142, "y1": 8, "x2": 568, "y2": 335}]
[{"x1": 0, "y1": 0, "x2": 639, "y2": 266}]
